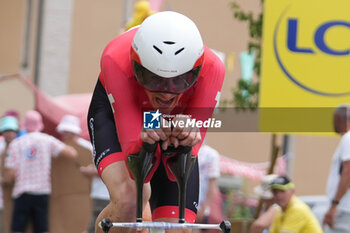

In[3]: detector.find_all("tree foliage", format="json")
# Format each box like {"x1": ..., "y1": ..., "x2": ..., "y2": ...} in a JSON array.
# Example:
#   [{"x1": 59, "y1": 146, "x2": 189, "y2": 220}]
[{"x1": 229, "y1": 0, "x2": 263, "y2": 110}]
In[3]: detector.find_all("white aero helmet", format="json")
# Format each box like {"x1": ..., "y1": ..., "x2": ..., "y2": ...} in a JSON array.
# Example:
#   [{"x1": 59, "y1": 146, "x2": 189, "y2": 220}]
[{"x1": 131, "y1": 11, "x2": 205, "y2": 94}]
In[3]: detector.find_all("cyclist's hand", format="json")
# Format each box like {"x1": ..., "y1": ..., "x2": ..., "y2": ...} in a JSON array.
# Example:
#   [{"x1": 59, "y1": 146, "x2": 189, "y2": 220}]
[
  {"x1": 141, "y1": 116, "x2": 171, "y2": 145},
  {"x1": 159, "y1": 117, "x2": 173, "y2": 150},
  {"x1": 161, "y1": 135, "x2": 181, "y2": 150},
  {"x1": 171, "y1": 115, "x2": 201, "y2": 147}
]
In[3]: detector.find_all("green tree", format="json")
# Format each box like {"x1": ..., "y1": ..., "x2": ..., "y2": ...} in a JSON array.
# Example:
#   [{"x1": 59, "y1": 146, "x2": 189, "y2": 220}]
[{"x1": 229, "y1": 0, "x2": 263, "y2": 110}]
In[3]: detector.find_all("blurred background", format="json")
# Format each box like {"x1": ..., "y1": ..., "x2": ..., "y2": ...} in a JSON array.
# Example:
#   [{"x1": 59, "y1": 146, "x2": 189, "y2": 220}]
[{"x1": 0, "y1": 0, "x2": 348, "y2": 231}]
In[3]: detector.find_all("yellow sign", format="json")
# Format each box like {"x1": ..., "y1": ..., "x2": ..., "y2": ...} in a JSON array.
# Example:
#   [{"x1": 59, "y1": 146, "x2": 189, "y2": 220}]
[{"x1": 259, "y1": 0, "x2": 350, "y2": 133}]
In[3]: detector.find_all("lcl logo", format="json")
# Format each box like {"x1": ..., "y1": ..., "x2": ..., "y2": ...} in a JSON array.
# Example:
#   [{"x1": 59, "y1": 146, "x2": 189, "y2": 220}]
[
  {"x1": 273, "y1": 8, "x2": 350, "y2": 96},
  {"x1": 288, "y1": 19, "x2": 350, "y2": 56}
]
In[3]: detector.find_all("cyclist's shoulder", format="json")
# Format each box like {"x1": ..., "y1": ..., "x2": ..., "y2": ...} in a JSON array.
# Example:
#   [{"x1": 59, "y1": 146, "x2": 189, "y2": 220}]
[
  {"x1": 200, "y1": 46, "x2": 225, "y2": 77},
  {"x1": 102, "y1": 28, "x2": 138, "y2": 59},
  {"x1": 99, "y1": 29, "x2": 137, "y2": 83},
  {"x1": 203, "y1": 47, "x2": 224, "y2": 65}
]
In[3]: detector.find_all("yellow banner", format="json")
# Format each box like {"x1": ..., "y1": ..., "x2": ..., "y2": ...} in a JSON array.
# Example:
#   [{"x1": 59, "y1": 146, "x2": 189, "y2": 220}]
[{"x1": 259, "y1": 0, "x2": 350, "y2": 133}]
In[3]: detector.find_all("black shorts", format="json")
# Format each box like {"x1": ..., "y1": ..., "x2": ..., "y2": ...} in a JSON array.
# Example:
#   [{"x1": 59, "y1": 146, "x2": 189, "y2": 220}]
[
  {"x1": 12, "y1": 193, "x2": 49, "y2": 233},
  {"x1": 150, "y1": 157, "x2": 199, "y2": 223}
]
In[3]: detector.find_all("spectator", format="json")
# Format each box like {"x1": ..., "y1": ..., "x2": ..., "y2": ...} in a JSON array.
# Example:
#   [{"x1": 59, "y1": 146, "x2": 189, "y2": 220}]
[
  {"x1": 0, "y1": 110, "x2": 20, "y2": 152},
  {"x1": 269, "y1": 176, "x2": 322, "y2": 233},
  {"x1": 0, "y1": 116, "x2": 19, "y2": 233},
  {"x1": 80, "y1": 164, "x2": 109, "y2": 233},
  {"x1": 4, "y1": 110, "x2": 77, "y2": 233},
  {"x1": 323, "y1": 104, "x2": 350, "y2": 233},
  {"x1": 249, "y1": 174, "x2": 279, "y2": 233},
  {"x1": 52, "y1": 114, "x2": 94, "y2": 233},
  {"x1": 2, "y1": 109, "x2": 26, "y2": 137},
  {"x1": 196, "y1": 143, "x2": 221, "y2": 226},
  {"x1": 0, "y1": 116, "x2": 18, "y2": 153}
]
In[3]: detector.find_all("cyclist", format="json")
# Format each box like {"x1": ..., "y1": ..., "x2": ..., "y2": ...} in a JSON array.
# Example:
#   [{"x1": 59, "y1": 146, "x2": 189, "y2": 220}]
[{"x1": 87, "y1": 11, "x2": 225, "y2": 233}]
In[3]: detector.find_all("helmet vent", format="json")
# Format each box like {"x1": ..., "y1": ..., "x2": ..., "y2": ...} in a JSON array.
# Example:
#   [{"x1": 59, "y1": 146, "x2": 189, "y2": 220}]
[
  {"x1": 153, "y1": 45, "x2": 163, "y2": 54},
  {"x1": 163, "y1": 41, "x2": 175, "y2": 45},
  {"x1": 174, "y1": 47, "x2": 185, "y2": 55}
]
